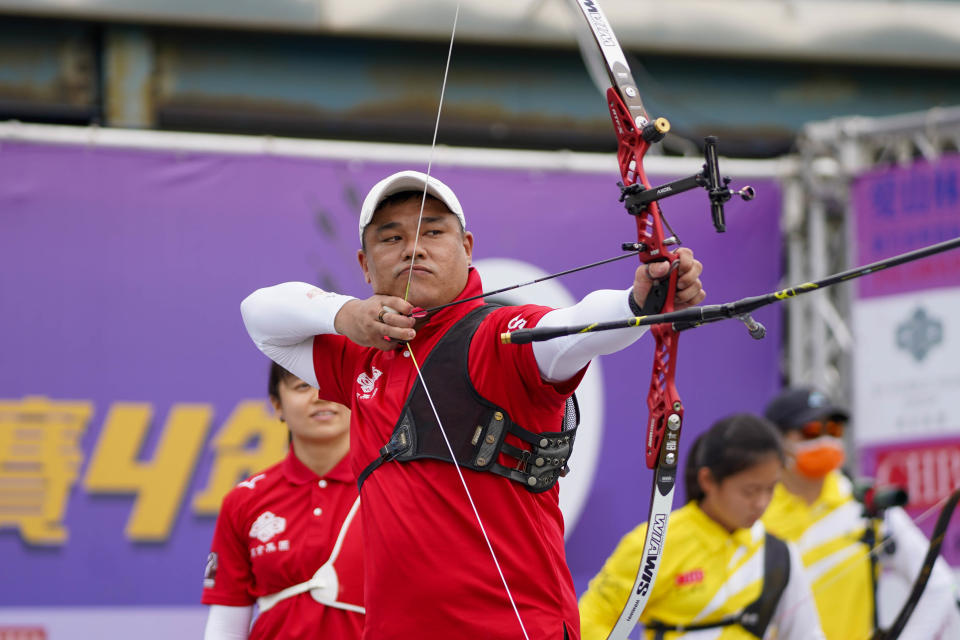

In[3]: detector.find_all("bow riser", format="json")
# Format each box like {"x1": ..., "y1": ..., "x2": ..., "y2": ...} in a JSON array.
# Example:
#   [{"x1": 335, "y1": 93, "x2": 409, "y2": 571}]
[
  {"x1": 648, "y1": 324, "x2": 683, "y2": 470},
  {"x1": 608, "y1": 88, "x2": 670, "y2": 258},
  {"x1": 607, "y1": 83, "x2": 683, "y2": 471},
  {"x1": 607, "y1": 88, "x2": 649, "y2": 184}
]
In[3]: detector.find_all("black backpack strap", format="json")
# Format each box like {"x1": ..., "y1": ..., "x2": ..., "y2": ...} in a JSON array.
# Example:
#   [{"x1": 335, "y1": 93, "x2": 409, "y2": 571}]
[
  {"x1": 739, "y1": 533, "x2": 791, "y2": 637},
  {"x1": 646, "y1": 616, "x2": 741, "y2": 636},
  {"x1": 648, "y1": 533, "x2": 791, "y2": 639}
]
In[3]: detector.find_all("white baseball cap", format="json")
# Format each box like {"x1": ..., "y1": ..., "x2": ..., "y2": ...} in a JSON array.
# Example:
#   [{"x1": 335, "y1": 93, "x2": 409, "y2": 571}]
[{"x1": 358, "y1": 170, "x2": 465, "y2": 242}]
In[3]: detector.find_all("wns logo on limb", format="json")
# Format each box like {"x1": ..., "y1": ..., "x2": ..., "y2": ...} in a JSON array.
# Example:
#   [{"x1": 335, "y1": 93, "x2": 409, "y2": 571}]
[{"x1": 637, "y1": 513, "x2": 666, "y2": 596}]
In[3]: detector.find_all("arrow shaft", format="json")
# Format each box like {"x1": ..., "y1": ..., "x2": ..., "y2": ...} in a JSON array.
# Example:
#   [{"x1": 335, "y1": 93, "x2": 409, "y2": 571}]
[{"x1": 503, "y1": 236, "x2": 960, "y2": 344}]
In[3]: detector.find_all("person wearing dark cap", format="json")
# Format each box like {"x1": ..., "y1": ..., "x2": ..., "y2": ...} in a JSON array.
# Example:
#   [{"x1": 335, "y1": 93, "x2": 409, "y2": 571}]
[
  {"x1": 761, "y1": 387, "x2": 960, "y2": 639},
  {"x1": 239, "y1": 170, "x2": 707, "y2": 640}
]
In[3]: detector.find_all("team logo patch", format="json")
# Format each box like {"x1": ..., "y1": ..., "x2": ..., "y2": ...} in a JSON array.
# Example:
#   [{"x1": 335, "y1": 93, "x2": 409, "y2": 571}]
[
  {"x1": 250, "y1": 511, "x2": 286, "y2": 543},
  {"x1": 675, "y1": 568, "x2": 704, "y2": 586},
  {"x1": 356, "y1": 366, "x2": 383, "y2": 400},
  {"x1": 203, "y1": 552, "x2": 218, "y2": 588}
]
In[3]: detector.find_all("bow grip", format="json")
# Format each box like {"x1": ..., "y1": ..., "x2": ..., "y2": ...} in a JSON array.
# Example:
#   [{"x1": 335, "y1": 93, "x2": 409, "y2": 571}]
[{"x1": 636, "y1": 260, "x2": 673, "y2": 316}]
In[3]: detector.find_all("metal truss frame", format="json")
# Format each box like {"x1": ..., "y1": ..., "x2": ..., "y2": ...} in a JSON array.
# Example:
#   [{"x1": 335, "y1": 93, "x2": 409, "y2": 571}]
[{"x1": 784, "y1": 105, "x2": 960, "y2": 408}]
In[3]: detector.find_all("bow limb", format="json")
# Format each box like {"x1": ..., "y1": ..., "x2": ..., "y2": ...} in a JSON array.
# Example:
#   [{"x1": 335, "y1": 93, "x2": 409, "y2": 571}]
[
  {"x1": 569, "y1": 2, "x2": 684, "y2": 638},
  {"x1": 872, "y1": 487, "x2": 960, "y2": 640}
]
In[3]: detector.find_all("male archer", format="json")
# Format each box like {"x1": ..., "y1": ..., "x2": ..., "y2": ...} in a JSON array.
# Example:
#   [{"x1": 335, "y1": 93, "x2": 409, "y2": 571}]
[{"x1": 241, "y1": 170, "x2": 706, "y2": 639}]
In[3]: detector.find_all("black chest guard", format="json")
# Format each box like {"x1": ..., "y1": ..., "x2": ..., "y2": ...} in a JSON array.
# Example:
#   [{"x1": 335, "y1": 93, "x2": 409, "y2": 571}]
[{"x1": 357, "y1": 305, "x2": 579, "y2": 493}]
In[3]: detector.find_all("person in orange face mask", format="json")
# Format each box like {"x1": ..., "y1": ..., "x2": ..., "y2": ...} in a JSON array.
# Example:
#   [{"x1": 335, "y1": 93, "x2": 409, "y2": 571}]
[{"x1": 761, "y1": 387, "x2": 960, "y2": 640}]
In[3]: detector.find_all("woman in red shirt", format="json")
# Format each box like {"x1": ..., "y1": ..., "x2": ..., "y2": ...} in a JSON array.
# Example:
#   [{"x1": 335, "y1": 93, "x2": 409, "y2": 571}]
[{"x1": 202, "y1": 363, "x2": 364, "y2": 639}]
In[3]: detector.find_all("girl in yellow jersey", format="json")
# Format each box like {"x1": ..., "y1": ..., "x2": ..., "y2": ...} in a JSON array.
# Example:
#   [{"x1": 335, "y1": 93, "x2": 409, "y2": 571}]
[{"x1": 579, "y1": 414, "x2": 825, "y2": 640}]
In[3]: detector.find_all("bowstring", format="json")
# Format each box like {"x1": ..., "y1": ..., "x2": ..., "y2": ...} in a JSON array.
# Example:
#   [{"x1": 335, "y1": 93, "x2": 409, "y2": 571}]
[
  {"x1": 404, "y1": 348, "x2": 531, "y2": 639},
  {"x1": 402, "y1": 3, "x2": 459, "y2": 302},
  {"x1": 402, "y1": 4, "x2": 531, "y2": 638}
]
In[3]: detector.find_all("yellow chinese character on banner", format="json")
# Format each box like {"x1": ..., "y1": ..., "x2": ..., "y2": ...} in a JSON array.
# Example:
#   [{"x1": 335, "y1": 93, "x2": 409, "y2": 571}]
[
  {"x1": 0, "y1": 397, "x2": 92, "y2": 545},
  {"x1": 193, "y1": 401, "x2": 288, "y2": 515}
]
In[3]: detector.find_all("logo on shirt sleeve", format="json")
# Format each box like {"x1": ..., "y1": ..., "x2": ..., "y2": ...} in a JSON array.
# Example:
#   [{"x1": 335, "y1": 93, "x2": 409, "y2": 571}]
[
  {"x1": 506, "y1": 314, "x2": 527, "y2": 331},
  {"x1": 203, "y1": 552, "x2": 218, "y2": 589},
  {"x1": 238, "y1": 473, "x2": 266, "y2": 490},
  {"x1": 356, "y1": 366, "x2": 383, "y2": 400},
  {"x1": 306, "y1": 287, "x2": 337, "y2": 299},
  {"x1": 249, "y1": 511, "x2": 286, "y2": 543}
]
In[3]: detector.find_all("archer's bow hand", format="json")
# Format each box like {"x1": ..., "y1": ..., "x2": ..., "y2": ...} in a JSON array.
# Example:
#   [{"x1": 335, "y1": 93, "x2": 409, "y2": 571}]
[
  {"x1": 631, "y1": 247, "x2": 705, "y2": 314},
  {"x1": 335, "y1": 296, "x2": 416, "y2": 350}
]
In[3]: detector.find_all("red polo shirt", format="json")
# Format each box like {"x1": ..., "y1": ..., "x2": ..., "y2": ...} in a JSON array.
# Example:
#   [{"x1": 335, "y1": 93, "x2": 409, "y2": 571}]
[
  {"x1": 313, "y1": 269, "x2": 583, "y2": 640},
  {"x1": 202, "y1": 450, "x2": 364, "y2": 639}
]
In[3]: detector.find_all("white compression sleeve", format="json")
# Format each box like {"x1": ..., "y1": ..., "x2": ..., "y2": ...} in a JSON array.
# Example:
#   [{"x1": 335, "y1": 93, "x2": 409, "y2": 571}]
[
  {"x1": 532, "y1": 288, "x2": 649, "y2": 383},
  {"x1": 203, "y1": 605, "x2": 253, "y2": 640},
  {"x1": 240, "y1": 282, "x2": 355, "y2": 387}
]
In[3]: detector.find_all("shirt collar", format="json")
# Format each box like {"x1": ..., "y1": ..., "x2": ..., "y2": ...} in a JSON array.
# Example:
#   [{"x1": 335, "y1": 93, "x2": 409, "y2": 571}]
[
  {"x1": 281, "y1": 448, "x2": 355, "y2": 485},
  {"x1": 411, "y1": 267, "x2": 485, "y2": 343},
  {"x1": 818, "y1": 470, "x2": 852, "y2": 507}
]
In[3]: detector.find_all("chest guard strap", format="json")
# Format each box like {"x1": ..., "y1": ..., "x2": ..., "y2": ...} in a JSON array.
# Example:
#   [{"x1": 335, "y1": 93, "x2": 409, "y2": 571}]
[
  {"x1": 358, "y1": 305, "x2": 578, "y2": 493},
  {"x1": 647, "y1": 533, "x2": 791, "y2": 639}
]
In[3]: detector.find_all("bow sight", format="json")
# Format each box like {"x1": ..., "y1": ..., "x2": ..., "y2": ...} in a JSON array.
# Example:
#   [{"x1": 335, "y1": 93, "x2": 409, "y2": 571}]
[
  {"x1": 615, "y1": 134, "x2": 765, "y2": 339},
  {"x1": 618, "y1": 136, "x2": 755, "y2": 237}
]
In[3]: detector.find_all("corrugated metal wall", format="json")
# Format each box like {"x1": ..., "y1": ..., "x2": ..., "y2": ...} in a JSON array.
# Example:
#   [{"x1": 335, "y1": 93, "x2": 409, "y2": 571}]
[{"x1": 2, "y1": 13, "x2": 960, "y2": 158}]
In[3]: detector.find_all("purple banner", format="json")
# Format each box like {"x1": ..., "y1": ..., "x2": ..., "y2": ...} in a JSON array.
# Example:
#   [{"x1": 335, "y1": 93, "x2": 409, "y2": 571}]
[
  {"x1": 851, "y1": 152, "x2": 960, "y2": 565},
  {"x1": 0, "y1": 138, "x2": 782, "y2": 609},
  {"x1": 851, "y1": 153, "x2": 960, "y2": 298}
]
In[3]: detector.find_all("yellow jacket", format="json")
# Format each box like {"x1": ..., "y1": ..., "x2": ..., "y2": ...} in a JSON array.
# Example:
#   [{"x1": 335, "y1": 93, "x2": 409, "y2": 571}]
[
  {"x1": 762, "y1": 471, "x2": 874, "y2": 640},
  {"x1": 579, "y1": 501, "x2": 823, "y2": 639}
]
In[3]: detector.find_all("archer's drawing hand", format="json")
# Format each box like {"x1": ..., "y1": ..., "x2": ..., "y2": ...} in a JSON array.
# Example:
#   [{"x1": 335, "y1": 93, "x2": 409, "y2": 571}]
[{"x1": 335, "y1": 296, "x2": 417, "y2": 350}]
